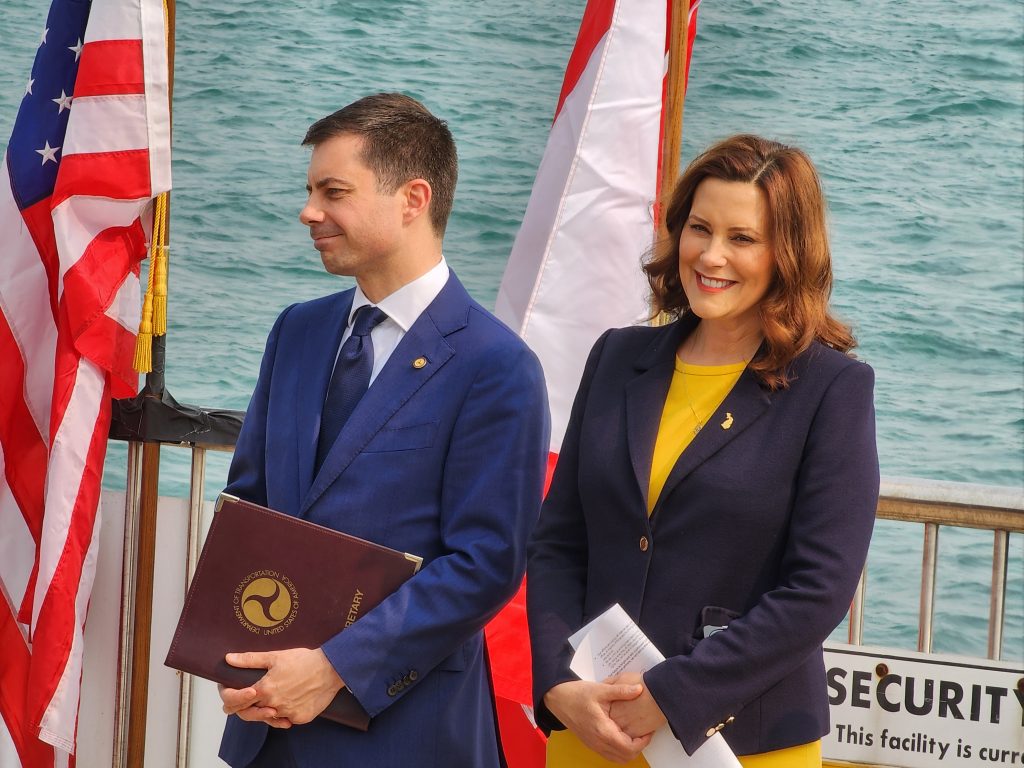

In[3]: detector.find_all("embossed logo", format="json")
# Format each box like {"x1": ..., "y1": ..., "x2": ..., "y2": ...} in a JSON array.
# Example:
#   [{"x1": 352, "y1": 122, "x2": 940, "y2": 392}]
[{"x1": 233, "y1": 570, "x2": 299, "y2": 635}]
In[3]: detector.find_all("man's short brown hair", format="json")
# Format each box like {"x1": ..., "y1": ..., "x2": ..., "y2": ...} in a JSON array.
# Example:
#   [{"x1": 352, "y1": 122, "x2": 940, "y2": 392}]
[{"x1": 303, "y1": 93, "x2": 458, "y2": 236}]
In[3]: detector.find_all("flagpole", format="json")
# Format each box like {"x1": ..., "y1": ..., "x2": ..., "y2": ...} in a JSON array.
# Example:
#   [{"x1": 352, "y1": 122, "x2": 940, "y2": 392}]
[
  {"x1": 650, "y1": 0, "x2": 692, "y2": 326},
  {"x1": 659, "y1": 0, "x2": 692, "y2": 228},
  {"x1": 120, "y1": 0, "x2": 174, "y2": 765},
  {"x1": 146, "y1": 0, "x2": 174, "y2": 397}
]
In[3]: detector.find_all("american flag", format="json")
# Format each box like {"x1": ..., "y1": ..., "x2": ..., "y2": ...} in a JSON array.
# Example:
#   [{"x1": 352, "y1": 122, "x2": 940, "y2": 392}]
[{"x1": 0, "y1": 0, "x2": 171, "y2": 764}]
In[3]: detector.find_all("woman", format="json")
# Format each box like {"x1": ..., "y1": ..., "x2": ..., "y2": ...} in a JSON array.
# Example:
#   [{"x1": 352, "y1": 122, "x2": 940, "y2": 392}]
[{"x1": 527, "y1": 135, "x2": 879, "y2": 767}]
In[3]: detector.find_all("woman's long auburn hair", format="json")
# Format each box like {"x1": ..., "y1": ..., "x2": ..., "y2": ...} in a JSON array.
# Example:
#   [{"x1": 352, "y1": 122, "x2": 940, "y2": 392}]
[{"x1": 644, "y1": 134, "x2": 856, "y2": 389}]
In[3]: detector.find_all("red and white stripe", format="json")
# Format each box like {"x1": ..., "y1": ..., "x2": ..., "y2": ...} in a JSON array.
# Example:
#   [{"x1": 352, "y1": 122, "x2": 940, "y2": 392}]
[
  {"x1": 0, "y1": 0, "x2": 170, "y2": 763},
  {"x1": 490, "y1": 2, "x2": 701, "y2": 767},
  {"x1": 496, "y1": 0, "x2": 695, "y2": 452}
]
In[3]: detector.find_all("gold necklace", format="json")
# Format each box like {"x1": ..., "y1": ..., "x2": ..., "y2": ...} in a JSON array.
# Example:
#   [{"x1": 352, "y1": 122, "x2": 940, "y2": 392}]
[{"x1": 678, "y1": 365, "x2": 705, "y2": 436}]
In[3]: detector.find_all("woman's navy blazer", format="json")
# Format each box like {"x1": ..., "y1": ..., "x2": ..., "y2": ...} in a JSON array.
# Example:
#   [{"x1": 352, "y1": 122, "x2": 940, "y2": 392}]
[{"x1": 527, "y1": 314, "x2": 879, "y2": 756}]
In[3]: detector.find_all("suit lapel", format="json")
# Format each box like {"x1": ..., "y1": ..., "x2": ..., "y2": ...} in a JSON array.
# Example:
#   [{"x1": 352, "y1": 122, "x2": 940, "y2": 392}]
[
  {"x1": 298, "y1": 276, "x2": 468, "y2": 517},
  {"x1": 296, "y1": 291, "x2": 353, "y2": 494}
]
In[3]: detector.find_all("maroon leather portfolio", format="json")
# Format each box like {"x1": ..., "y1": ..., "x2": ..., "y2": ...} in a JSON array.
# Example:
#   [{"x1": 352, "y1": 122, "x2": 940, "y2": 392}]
[{"x1": 164, "y1": 493, "x2": 422, "y2": 730}]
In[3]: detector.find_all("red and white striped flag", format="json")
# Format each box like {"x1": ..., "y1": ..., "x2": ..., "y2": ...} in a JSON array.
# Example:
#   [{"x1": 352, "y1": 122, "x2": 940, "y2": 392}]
[
  {"x1": 489, "y1": 1, "x2": 701, "y2": 766},
  {"x1": 497, "y1": 0, "x2": 702, "y2": 453},
  {"x1": 0, "y1": 0, "x2": 171, "y2": 764}
]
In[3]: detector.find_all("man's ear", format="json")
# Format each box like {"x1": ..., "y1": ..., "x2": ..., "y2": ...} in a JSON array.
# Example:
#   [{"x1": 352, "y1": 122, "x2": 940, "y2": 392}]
[{"x1": 402, "y1": 179, "x2": 432, "y2": 225}]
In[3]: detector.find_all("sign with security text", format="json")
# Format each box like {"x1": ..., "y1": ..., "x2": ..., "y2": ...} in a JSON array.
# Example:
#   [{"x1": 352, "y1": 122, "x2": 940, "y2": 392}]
[{"x1": 823, "y1": 644, "x2": 1024, "y2": 767}]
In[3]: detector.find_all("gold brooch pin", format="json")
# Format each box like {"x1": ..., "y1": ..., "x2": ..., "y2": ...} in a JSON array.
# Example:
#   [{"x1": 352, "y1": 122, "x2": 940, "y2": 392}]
[
  {"x1": 721, "y1": 413, "x2": 734, "y2": 430},
  {"x1": 412, "y1": 356, "x2": 428, "y2": 369}
]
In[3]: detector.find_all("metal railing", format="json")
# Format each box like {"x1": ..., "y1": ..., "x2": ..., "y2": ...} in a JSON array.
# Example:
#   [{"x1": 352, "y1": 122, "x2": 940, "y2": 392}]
[
  {"x1": 117, "y1": 439, "x2": 1024, "y2": 768},
  {"x1": 846, "y1": 477, "x2": 1024, "y2": 659}
]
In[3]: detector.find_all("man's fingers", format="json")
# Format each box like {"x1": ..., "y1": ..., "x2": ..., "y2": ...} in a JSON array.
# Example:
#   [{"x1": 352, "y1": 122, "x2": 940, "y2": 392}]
[
  {"x1": 218, "y1": 686, "x2": 259, "y2": 713},
  {"x1": 231, "y1": 705, "x2": 292, "y2": 729},
  {"x1": 226, "y1": 651, "x2": 275, "y2": 669},
  {"x1": 222, "y1": 701, "x2": 271, "y2": 717}
]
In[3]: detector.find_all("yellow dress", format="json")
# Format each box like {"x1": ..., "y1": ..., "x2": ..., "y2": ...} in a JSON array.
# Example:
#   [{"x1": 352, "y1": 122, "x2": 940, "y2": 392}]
[
  {"x1": 547, "y1": 730, "x2": 821, "y2": 767},
  {"x1": 647, "y1": 359, "x2": 746, "y2": 514},
  {"x1": 545, "y1": 359, "x2": 821, "y2": 767}
]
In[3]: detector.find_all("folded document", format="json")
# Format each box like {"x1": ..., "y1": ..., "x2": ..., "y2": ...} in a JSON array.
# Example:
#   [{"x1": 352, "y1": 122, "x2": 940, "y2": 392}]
[{"x1": 568, "y1": 604, "x2": 741, "y2": 768}]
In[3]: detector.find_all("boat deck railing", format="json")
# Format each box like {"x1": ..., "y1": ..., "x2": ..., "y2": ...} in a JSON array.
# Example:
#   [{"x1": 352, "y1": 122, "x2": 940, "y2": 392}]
[
  {"x1": 153, "y1": 444, "x2": 1024, "y2": 663},
  {"x1": 160, "y1": 442, "x2": 1024, "y2": 660},
  {"x1": 847, "y1": 477, "x2": 1023, "y2": 660},
  {"x1": 117, "y1": 437, "x2": 1024, "y2": 768}
]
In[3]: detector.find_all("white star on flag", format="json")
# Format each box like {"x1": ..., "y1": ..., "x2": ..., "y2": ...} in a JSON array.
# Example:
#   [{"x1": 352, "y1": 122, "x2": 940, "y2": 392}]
[
  {"x1": 26, "y1": 77, "x2": 35, "y2": 95},
  {"x1": 52, "y1": 90, "x2": 73, "y2": 113},
  {"x1": 40, "y1": 27, "x2": 48, "y2": 45},
  {"x1": 35, "y1": 141, "x2": 60, "y2": 164},
  {"x1": 69, "y1": 38, "x2": 83, "y2": 60}
]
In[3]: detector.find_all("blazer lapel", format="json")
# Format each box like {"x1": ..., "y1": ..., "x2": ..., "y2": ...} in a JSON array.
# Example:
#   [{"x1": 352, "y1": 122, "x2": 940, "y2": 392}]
[
  {"x1": 625, "y1": 318, "x2": 693, "y2": 509},
  {"x1": 298, "y1": 276, "x2": 468, "y2": 517},
  {"x1": 625, "y1": 364, "x2": 673, "y2": 511},
  {"x1": 651, "y1": 358, "x2": 772, "y2": 517},
  {"x1": 296, "y1": 291, "x2": 353, "y2": 495}
]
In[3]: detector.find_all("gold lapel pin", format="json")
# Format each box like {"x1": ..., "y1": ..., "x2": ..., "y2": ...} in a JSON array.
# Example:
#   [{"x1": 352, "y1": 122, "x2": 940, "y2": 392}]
[
  {"x1": 721, "y1": 412, "x2": 734, "y2": 430},
  {"x1": 412, "y1": 356, "x2": 428, "y2": 369}
]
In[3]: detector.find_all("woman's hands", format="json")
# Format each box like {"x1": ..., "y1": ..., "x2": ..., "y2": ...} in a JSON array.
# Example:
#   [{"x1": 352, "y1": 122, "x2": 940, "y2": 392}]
[
  {"x1": 606, "y1": 672, "x2": 669, "y2": 738},
  {"x1": 544, "y1": 680, "x2": 654, "y2": 763}
]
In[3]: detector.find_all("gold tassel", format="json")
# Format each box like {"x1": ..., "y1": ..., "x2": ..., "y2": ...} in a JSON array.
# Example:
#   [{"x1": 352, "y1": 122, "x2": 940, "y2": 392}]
[
  {"x1": 133, "y1": 192, "x2": 169, "y2": 374},
  {"x1": 133, "y1": 292, "x2": 154, "y2": 373},
  {"x1": 152, "y1": 246, "x2": 168, "y2": 335},
  {"x1": 152, "y1": 193, "x2": 169, "y2": 335}
]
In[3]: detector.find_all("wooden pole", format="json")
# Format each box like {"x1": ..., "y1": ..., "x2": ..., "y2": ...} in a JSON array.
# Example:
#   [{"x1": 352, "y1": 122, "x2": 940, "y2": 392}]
[
  {"x1": 651, "y1": 0, "x2": 692, "y2": 326},
  {"x1": 659, "y1": 0, "x2": 692, "y2": 231},
  {"x1": 124, "y1": 1, "x2": 174, "y2": 765},
  {"x1": 166, "y1": 0, "x2": 176, "y2": 93},
  {"x1": 125, "y1": 442, "x2": 160, "y2": 768}
]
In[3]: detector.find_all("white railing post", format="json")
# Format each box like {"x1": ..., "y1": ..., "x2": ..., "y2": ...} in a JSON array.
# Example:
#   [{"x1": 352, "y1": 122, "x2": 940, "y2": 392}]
[
  {"x1": 176, "y1": 446, "x2": 208, "y2": 768},
  {"x1": 918, "y1": 522, "x2": 939, "y2": 653},
  {"x1": 988, "y1": 529, "x2": 1009, "y2": 660},
  {"x1": 113, "y1": 441, "x2": 144, "y2": 768},
  {"x1": 848, "y1": 567, "x2": 867, "y2": 646}
]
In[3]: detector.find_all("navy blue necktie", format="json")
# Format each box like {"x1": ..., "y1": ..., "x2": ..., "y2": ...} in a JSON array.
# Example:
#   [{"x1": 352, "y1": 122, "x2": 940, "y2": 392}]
[{"x1": 315, "y1": 305, "x2": 388, "y2": 473}]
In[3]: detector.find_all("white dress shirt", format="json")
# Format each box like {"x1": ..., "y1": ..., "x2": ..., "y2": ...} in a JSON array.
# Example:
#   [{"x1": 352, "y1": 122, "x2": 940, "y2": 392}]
[{"x1": 338, "y1": 257, "x2": 450, "y2": 385}]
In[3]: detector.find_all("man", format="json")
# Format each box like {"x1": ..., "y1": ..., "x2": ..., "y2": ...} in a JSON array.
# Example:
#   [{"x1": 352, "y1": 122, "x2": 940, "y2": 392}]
[{"x1": 217, "y1": 93, "x2": 550, "y2": 768}]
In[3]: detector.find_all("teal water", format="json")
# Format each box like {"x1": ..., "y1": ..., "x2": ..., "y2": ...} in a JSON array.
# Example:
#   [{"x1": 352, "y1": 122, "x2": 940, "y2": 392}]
[{"x1": 1, "y1": 1, "x2": 1021, "y2": 660}]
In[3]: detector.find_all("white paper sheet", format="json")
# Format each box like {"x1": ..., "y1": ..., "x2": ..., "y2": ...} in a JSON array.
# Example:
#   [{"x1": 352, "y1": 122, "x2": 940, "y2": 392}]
[{"x1": 568, "y1": 604, "x2": 741, "y2": 768}]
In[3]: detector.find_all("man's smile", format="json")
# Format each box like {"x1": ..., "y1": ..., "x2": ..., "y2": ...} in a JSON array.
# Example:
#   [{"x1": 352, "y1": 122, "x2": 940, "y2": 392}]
[{"x1": 311, "y1": 231, "x2": 342, "y2": 248}]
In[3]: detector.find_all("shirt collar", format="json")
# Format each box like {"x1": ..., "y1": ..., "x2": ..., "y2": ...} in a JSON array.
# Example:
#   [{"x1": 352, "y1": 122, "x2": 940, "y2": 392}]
[{"x1": 348, "y1": 257, "x2": 450, "y2": 332}]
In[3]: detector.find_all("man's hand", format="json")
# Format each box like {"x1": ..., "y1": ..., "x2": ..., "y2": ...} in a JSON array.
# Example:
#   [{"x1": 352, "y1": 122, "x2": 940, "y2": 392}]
[
  {"x1": 543, "y1": 680, "x2": 652, "y2": 763},
  {"x1": 606, "y1": 672, "x2": 668, "y2": 739},
  {"x1": 219, "y1": 647, "x2": 345, "y2": 727},
  {"x1": 219, "y1": 683, "x2": 292, "y2": 729}
]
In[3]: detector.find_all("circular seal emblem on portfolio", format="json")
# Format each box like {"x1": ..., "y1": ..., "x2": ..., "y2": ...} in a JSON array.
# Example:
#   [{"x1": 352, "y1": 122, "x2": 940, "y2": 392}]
[{"x1": 233, "y1": 571, "x2": 299, "y2": 634}]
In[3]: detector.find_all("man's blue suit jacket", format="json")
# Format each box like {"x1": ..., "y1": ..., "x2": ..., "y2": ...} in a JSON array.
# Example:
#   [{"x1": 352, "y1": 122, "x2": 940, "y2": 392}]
[
  {"x1": 528, "y1": 314, "x2": 879, "y2": 756},
  {"x1": 219, "y1": 273, "x2": 550, "y2": 768}
]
